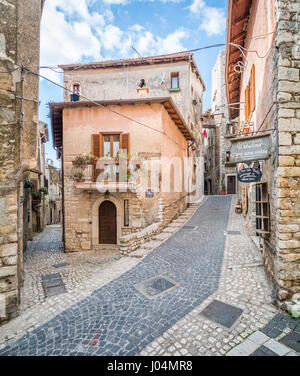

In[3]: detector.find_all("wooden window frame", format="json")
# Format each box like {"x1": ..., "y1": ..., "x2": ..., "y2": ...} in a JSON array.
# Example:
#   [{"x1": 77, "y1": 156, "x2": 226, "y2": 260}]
[{"x1": 102, "y1": 133, "x2": 121, "y2": 158}]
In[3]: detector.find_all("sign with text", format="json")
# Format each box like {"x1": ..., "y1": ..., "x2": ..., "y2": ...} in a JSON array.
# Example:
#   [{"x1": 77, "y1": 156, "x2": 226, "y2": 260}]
[
  {"x1": 237, "y1": 168, "x2": 262, "y2": 183},
  {"x1": 231, "y1": 135, "x2": 271, "y2": 163}
]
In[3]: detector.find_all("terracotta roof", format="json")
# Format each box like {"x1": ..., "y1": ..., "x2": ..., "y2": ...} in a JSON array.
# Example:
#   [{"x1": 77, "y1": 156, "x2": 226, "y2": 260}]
[
  {"x1": 226, "y1": 0, "x2": 252, "y2": 119},
  {"x1": 50, "y1": 97, "x2": 194, "y2": 149},
  {"x1": 58, "y1": 52, "x2": 206, "y2": 91}
]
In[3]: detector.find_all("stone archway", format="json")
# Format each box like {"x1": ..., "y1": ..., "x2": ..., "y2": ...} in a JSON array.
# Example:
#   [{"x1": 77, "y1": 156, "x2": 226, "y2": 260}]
[{"x1": 92, "y1": 195, "x2": 123, "y2": 246}]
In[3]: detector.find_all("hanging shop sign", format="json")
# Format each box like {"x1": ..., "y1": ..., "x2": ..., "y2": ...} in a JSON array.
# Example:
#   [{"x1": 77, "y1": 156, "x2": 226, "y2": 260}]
[
  {"x1": 237, "y1": 168, "x2": 262, "y2": 183},
  {"x1": 230, "y1": 134, "x2": 271, "y2": 163}
]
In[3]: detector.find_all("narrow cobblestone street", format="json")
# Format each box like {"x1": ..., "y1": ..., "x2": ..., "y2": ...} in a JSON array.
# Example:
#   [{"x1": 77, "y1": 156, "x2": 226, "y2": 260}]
[{"x1": 0, "y1": 196, "x2": 299, "y2": 356}]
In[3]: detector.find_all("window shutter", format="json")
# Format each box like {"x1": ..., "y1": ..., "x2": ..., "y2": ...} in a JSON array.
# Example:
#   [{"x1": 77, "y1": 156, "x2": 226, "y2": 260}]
[
  {"x1": 92, "y1": 134, "x2": 100, "y2": 157},
  {"x1": 245, "y1": 85, "x2": 250, "y2": 122},
  {"x1": 121, "y1": 133, "x2": 130, "y2": 156},
  {"x1": 250, "y1": 65, "x2": 256, "y2": 112}
]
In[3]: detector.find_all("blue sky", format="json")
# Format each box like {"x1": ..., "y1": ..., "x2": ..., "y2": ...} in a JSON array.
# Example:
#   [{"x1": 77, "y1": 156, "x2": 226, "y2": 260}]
[{"x1": 39, "y1": 0, "x2": 228, "y2": 165}]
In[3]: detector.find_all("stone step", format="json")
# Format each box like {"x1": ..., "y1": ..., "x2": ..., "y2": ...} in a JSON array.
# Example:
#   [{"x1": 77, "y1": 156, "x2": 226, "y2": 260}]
[
  {"x1": 152, "y1": 233, "x2": 171, "y2": 241},
  {"x1": 162, "y1": 227, "x2": 178, "y2": 234},
  {"x1": 167, "y1": 223, "x2": 183, "y2": 228},
  {"x1": 140, "y1": 240, "x2": 162, "y2": 250}
]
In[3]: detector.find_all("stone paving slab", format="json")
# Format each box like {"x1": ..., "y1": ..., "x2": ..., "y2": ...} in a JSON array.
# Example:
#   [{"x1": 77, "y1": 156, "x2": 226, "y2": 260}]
[
  {"x1": 139, "y1": 195, "x2": 278, "y2": 356},
  {"x1": 0, "y1": 196, "x2": 228, "y2": 356}
]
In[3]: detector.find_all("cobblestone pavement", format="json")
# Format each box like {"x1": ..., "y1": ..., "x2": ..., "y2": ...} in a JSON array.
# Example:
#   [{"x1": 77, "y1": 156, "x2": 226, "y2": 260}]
[
  {"x1": 227, "y1": 313, "x2": 300, "y2": 356},
  {"x1": 0, "y1": 196, "x2": 231, "y2": 355},
  {"x1": 21, "y1": 225, "x2": 121, "y2": 311},
  {"x1": 1, "y1": 196, "x2": 297, "y2": 356},
  {"x1": 0, "y1": 202, "x2": 201, "y2": 351}
]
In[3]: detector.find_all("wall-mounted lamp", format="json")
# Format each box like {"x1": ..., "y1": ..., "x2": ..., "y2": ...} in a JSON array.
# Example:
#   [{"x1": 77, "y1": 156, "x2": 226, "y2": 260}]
[{"x1": 105, "y1": 190, "x2": 109, "y2": 199}]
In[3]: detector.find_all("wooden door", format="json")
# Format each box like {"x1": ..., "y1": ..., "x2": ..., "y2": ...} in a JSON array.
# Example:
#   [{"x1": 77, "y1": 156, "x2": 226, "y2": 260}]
[
  {"x1": 99, "y1": 201, "x2": 117, "y2": 244},
  {"x1": 227, "y1": 175, "x2": 236, "y2": 194}
]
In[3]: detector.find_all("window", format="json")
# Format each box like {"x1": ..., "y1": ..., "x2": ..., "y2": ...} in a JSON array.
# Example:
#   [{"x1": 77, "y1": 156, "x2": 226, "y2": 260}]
[
  {"x1": 226, "y1": 151, "x2": 231, "y2": 163},
  {"x1": 71, "y1": 84, "x2": 80, "y2": 102},
  {"x1": 91, "y1": 133, "x2": 130, "y2": 182},
  {"x1": 171, "y1": 73, "x2": 179, "y2": 89},
  {"x1": 124, "y1": 200, "x2": 129, "y2": 227},
  {"x1": 102, "y1": 134, "x2": 120, "y2": 158},
  {"x1": 73, "y1": 84, "x2": 80, "y2": 94}
]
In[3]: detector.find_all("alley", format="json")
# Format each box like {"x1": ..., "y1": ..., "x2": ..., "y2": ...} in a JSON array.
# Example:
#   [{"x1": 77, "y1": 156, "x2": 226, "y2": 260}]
[
  {"x1": 0, "y1": 196, "x2": 299, "y2": 356},
  {"x1": 0, "y1": 195, "x2": 292, "y2": 356}
]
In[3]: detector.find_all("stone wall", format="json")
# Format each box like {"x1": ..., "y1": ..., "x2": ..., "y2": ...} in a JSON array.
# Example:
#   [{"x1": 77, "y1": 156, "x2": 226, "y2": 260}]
[
  {"x1": 120, "y1": 223, "x2": 161, "y2": 254},
  {"x1": 273, "y1": 0, "x2": 300, "y2": 302},
  {"x1": 0, "y1": 0, "x2": 42, "y2": 324}
]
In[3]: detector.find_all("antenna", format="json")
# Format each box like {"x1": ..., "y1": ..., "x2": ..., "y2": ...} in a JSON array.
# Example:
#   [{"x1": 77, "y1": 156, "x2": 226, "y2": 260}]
[
  {"x1": 160, "y1": 72, "x2": 166, "y2": 86},
  {"x1": 132, "y1": 45, "x2": 143, "y2": 58}
]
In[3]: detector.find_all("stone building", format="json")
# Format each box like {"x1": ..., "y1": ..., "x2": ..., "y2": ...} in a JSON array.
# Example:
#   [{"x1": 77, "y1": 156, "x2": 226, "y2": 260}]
[
  {"x1": 23, "y1": 121, "x2": 49, "y2": 243},
  {"x1": 45, "y1": 159, "x2": 61, "y2": 225},
  {"x1": 203, "y1": 50, "x2": 237, "y2": 196},
  {"x1": 59, "y1": 53, "x2": 206, "y2": 202},
  {"x1": 225, "y1": 0, "x2": 300, "y2": 303},
  {"x1": 202, "y1": 110, "x2": 220, "y2": 195},
  {"x1": 50, "y1": 97, "x2": 194, "y2": 253},
  {"x1": 0, "y1": 0, "x2": 44, "y2": 323}
]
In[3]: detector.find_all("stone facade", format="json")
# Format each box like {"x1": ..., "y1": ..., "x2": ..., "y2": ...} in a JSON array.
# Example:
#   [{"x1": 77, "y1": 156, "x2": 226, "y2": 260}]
[
  {"x1": 226, "y1": 0, "x2": 300, "y2": 303},
  {"x1": 51, "y1": 99, "x2": 191, "y2": 253},
  {"x1": 273, "y1": 0, "x2": 300, "y2": 301},
  {"x1": 60, "y1": 54, "x2": 205, "y2": 204},
  {"x1": 203, "y1": 51, "x2": 237, "y2": 196},
  {"x1": 45, "y1": 159, "x2": 61, "y2": 225},
  {"x1": 0, "y1": 0, "x2": 43, "y2": 324}
]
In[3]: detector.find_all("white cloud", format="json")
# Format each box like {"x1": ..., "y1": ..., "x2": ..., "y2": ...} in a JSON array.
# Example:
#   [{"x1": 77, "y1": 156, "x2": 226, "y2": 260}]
[
  {"x1": 189, "y1": 0, "x2": 226, "y2": 36},
  {"x1": 40, "y1": 0, "x2": 190, "y2": 82},
  {"x1": 188, "y1": 0, "x2": 205, "y2": 13},
  {"x1": 102, "y1": 0, "x2": 128, "y2": 4},
  {"x1": 199, "y1": 7, "x2": 226, "y2": 36}
]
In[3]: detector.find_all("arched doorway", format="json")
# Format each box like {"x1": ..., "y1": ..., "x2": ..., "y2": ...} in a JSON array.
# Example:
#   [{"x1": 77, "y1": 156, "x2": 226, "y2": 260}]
[{"x1": 99, "y1": 201, "x2": 117, "y2": 244}]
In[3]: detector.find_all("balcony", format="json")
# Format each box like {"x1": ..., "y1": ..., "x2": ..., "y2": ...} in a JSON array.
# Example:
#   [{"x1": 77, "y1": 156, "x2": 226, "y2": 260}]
[{"x1": 73, "y1": 159, "x2": 141, "y2": 192}]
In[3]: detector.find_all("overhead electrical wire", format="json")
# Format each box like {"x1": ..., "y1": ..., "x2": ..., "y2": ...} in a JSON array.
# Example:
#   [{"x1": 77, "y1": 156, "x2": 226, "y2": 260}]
[{"x1": 24, "y1": 67, "x2": 191, "y2": 151}]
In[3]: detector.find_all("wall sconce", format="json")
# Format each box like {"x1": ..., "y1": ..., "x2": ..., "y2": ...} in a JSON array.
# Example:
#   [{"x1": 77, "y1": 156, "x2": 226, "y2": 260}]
[{"x1": 105, "y1": 190, "x2": 109, "y2": 199}]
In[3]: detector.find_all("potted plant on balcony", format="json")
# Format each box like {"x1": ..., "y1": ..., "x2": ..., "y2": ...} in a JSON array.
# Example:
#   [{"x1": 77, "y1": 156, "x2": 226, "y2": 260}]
[
  {"x1": 39, "y1": 187, "x2": 49, "y2": 195},
  {"x1": 24, "y1": 181, "x2": 35, "y2": 190},
  {"x1": 74, "y1": 172, "x2": 85, "y2": 183},
  {"x1": 72, "y1": 155, "x2": 88, "y2": 169}
]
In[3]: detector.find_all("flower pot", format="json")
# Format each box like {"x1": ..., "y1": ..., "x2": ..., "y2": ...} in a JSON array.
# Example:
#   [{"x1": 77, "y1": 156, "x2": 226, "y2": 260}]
[{"x1": 220, "y1": 190, "x2": 226, "y2": 195}]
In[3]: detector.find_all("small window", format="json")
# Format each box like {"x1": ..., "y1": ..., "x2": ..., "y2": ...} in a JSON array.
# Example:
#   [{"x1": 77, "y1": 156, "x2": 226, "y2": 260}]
[
  {"x1": 124, "y1": 200, "x2": 129, "y2": 227},
  {"x1": 73, "y1": 84, "x2": 80, "y2": 94},
  {"x1": 171, "y1": 73, "x2": 179, "y2": 89},
  {"x1": 226, "y1": 151, "x2": 231, "y2": 162}
]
